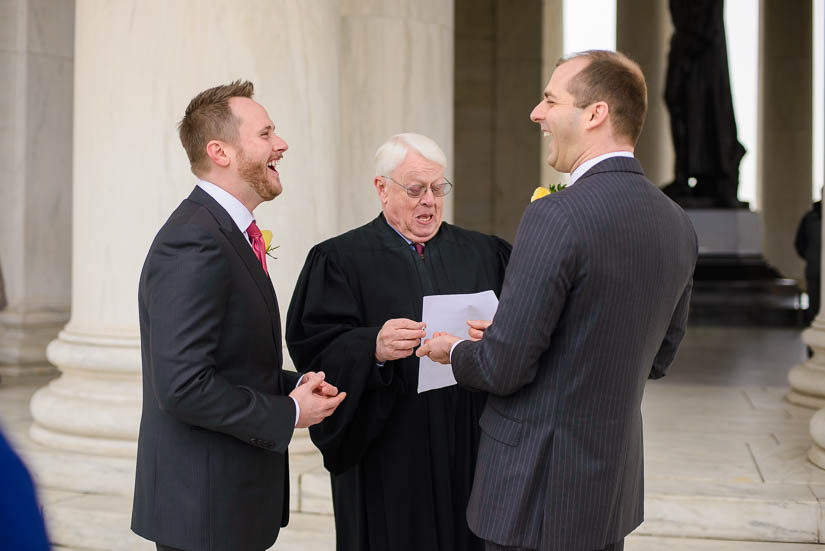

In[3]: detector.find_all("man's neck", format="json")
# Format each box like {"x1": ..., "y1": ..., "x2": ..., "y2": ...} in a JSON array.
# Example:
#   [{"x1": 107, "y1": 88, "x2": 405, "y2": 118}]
[
  {"x1": 200, "y1": 174, "x2": 260, "y2": 213},
  {"x1": 569, "y1": 144, "x2": 634, "y2": 175}
]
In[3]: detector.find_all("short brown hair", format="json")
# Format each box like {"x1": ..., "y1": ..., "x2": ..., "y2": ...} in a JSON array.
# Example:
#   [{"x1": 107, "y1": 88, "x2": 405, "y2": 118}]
[
  {"x1": 178, "y1": 80, "x2": 255, "y2": 175},
  {"x1": 559, "y1": 50, "x2": 647, "y2": 145}
]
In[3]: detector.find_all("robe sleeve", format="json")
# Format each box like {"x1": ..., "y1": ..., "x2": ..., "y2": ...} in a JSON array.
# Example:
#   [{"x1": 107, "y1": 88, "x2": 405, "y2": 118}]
[
  {"x1": 286, "y1": 246, "x2": 400, "y2": 474},
  {"x1": 493, "y1": 236, "x2": 513, "y2": 289}
]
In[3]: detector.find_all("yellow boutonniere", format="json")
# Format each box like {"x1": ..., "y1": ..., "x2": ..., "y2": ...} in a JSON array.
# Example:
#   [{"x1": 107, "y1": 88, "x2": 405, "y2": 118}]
[
  {"x1": 530, "y1": 183, "x2": 567, "y2": 202},
  {"x1": 261, "y1": 229, "x2": 279, "y2": 259}
]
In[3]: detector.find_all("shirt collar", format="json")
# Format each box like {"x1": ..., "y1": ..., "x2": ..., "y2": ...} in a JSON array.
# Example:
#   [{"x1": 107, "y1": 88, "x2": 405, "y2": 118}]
[
  {"x1": 197, "y1": 180, "x2": 256, "y2": 236},
  {"x1": 385, "y1": 219, "x2": 413, "y2": 245},
  {"x1": 569, "y1": 151, "x2": 634, "y2": 185}
]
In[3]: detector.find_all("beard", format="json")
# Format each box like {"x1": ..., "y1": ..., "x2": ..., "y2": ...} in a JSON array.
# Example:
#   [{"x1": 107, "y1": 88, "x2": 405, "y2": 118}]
[{"x1": 237, "y1": 147, "x2": 280, "y2": 201}]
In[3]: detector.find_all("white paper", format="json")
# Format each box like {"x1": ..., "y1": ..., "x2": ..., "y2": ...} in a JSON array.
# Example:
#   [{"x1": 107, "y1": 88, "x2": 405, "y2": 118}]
[{"x1": 417, "y1": 290, "x2": 499, "y2": 393}]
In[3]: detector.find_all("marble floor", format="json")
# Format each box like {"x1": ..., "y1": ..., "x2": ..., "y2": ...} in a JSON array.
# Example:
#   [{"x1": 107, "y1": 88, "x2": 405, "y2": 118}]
[{"x1": 2, "y1": 326, "x2": 825, "y2": 550}]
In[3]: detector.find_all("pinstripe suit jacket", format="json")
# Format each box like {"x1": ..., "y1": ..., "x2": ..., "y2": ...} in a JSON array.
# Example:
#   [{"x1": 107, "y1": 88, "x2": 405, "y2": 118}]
[{"x1": 452, "y1": 157, "x2": 697, "y2": 550}]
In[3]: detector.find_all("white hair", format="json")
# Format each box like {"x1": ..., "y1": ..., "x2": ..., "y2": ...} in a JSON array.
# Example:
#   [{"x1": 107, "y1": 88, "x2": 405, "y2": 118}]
[{"x1": 374, "y1": 133, "x2": 447, "y2": 178}]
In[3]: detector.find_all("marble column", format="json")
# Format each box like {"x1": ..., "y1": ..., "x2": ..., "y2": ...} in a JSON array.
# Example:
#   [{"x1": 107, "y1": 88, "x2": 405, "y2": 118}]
[
  {"x1": 339, "y1": 0, "x2": 454, "y2": 233},
  {"x1": 26, "y1": 1, "x2": 341, "y2": 548},
  {"x1": 539, "y1": 0, "x2": 564, "y2": 195},
  {"x1": 781, "y1": 0, "x2": 817, "y2": 410},
  {"x1": 0, "y1": 0, "x2": 74, "y2": 374},
  {"x1": 796, "y1": 0, "x2": 825, "y2": 470},
  {"x1": 758, "y1": 0, "x2": 811, "y2": 283},
  {"x1": 616, "y1": 0, "x2": 674, "y2": 188},
  {"x1": 454, "y1": 0, "x2": 542, "y2": 242}
]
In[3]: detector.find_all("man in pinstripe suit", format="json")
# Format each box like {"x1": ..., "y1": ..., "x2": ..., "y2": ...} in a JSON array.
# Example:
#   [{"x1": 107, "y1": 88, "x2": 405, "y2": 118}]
[{"x1": 419, "y1": 50, "x2": 697, "y2": 551}]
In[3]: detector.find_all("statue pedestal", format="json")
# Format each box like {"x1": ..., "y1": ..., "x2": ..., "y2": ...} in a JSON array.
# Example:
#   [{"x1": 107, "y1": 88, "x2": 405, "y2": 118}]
[
  {"x1": 685, "y1": 209, "x2": 804, "y2": 326},
  {"x1": 685, "y1": 209, "x2": 762, "y2": 256}
]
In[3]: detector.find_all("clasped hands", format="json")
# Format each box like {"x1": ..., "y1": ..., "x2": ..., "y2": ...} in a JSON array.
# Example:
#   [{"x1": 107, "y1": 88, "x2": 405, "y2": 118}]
[
  {"x1": 376, "y1": 318, "x2": 492, "y2": 365},
  {"x1": 290, "y1": 371, "x2": 346, "y2": 428}
]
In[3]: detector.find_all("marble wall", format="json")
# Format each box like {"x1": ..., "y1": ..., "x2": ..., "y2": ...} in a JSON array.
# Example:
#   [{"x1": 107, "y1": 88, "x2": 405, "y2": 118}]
[
  {"x1": 0, "y1": 0, "x2": 74, "y2": 370},
  {"x1": 338, "y1": 0, "x2": 455, "y2": 232}
]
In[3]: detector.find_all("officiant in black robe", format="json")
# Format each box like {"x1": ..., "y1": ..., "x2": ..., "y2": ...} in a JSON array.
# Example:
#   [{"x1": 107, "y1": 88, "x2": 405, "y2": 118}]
[{"x1": 286, "y1": 133, "x2": 511, "y2": 551}]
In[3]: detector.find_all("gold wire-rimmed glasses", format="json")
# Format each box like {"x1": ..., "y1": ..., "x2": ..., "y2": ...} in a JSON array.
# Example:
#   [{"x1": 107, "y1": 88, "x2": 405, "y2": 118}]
[{"x1": 381, "y1": 176, "x2": 453, "y2": 198}]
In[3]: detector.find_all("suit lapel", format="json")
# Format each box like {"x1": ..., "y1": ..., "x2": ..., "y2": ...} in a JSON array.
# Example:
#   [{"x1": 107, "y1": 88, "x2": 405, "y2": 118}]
[{"x1": 187, "y1": 187, "x2": 283, "y2": 350}]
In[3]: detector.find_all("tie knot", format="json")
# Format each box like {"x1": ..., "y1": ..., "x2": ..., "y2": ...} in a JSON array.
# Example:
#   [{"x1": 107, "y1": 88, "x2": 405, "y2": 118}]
[
  {"x1": 247, "y1": 221, "x2": 262, "y2": 240},
  {"x1": 413, "y1": 242, "x2": 424, "y2": 257}
]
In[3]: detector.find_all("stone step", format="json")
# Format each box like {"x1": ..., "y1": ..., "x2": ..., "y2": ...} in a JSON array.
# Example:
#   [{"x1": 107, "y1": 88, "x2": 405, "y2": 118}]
[
  {"x1": 43, "y1": 490, "x2": 334, "y2": 551},
  {"x1": 625, "y1": 535, "x2": 825, "y2": 550},
  {"x1": 41, "y1": 476, "x2": 825, "y2": 550}
]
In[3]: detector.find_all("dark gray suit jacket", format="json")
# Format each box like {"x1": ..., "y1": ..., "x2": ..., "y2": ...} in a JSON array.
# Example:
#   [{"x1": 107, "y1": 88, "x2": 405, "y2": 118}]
[
  {"x1": 452, "y1": 157, "x2": 697, "y2": 550},
  {"x1": 131, "y1": 187, "x2": 300, "y2": 551}
]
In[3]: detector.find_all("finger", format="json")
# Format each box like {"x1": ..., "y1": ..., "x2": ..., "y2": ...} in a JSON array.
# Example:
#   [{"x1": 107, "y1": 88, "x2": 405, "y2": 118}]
[
  {"x1": 305, "y1": 371, "x2": 325, "y2": 390},
  {"x1": 390, "y1": 348, "x2": 415, "y2": 359},
  {"x1": 468, "y1": 328, "x2": 484, "y2": 340},
  {"x1": 416, "y1": 342, "x2": 431, "y2": 357},
  {"x1": 320, "y1": 383, "x2": 339, "y2": 396},
  {"x1": 467, "y1": 319, "x2": 492, "y2": 330},
  {"x1": 389, "y1": 338, "x2": 422, "y2": 349},
  {"x1": 394, "y1": 328, "x2": 428, "y2": 339},
  {"x1": 325, "y1": 392, "x2": 346, "y2": 410},
  {"x1": 391, "y1": 318, "x2": 426, "y2": 330}
]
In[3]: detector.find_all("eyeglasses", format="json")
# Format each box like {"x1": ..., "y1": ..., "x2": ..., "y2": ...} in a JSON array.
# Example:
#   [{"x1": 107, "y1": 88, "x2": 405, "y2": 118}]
[{"x1": 382, "y1": 176, "x2": 453, "y2": 198}]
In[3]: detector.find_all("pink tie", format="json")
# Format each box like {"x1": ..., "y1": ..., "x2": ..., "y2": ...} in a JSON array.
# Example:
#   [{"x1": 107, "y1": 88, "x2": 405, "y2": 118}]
[
  {"x1": 413, "y1": 242, "x2": 424, "y2": 258},
  {"x1": 246, "y1": 221, "x2": 269, "y2": 276}
]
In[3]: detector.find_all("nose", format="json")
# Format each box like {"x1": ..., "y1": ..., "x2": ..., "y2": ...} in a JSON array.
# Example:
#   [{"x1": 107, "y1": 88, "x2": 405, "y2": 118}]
[
  {"x1": 419, "y1": 186, "x2": 436, "y2": 205},
  {"x1": 274, "y1": 135, "x2": 288, "y2": 153},
  {"x1": 530, "y1": 101, "x2": 545, "y2": 123}
]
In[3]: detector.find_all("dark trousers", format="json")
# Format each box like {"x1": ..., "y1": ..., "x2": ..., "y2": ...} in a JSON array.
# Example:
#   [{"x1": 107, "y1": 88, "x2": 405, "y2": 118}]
[{"x1": 485, "y1": 539, "x2": 624, "y2": 551}]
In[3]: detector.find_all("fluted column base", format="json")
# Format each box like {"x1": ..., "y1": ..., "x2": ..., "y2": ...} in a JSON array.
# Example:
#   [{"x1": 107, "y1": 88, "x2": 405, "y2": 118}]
[
  {"x1": 787, "y1": 322, "x2": 825, "y2": 409},
  {"x1": 807, "y1": 408, "x2": 825, "y2": 469},
  {"x1": 0, "y1": 307, "x2": 68, "y2": 375},
  {"x1": 28, "y1": 328, "x2": 141, "y2": 496}
]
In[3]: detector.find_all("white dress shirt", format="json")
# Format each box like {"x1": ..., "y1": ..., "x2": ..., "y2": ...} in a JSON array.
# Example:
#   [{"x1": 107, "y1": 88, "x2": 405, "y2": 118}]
[{"x1": 197, "y1": 180, "x2": 302, "y2": 426}]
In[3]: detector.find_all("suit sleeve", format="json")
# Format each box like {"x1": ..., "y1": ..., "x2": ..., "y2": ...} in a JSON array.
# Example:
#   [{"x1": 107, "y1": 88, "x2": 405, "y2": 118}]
[
  {"x1": 648, "y1": 277, "x2": 693, "y2": 380},
  {"x1": 144, "y1": 223, "x2": 295, "y2": 453},
  {"x1": 452, "y1": 200, "x2": 577, "y2": 395}
]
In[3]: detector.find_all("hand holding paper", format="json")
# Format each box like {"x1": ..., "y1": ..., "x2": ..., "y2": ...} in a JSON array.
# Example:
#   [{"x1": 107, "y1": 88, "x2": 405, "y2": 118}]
[
  {"x1": 416, "y1": 331, "x2": 459, "y2": 364},
  {"x1": 416, "y1": 290, "x2": 499, "y2": 393},
  {"x1": 467, "y1": 319, "x2": 492, "y2": 341}
]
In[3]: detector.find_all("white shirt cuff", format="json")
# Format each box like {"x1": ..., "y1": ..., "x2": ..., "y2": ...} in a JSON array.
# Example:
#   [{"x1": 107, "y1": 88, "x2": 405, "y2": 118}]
[
  {"x1": 449, "y1": 339, "x2": 466, "y2": 363},
  {"x1": 292, "y1": 374, "x2": 304, "y2": 426}
]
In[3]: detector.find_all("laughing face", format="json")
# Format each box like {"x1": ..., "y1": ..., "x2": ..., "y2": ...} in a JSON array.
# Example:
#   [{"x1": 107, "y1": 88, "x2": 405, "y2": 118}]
[
  {"x1": 530, "y1": 57, "x2": 590, "y2": 173},
  {"x1": 376, "y1": 150, "x2": 444, "y2": 243},
  {"x1": 228, "y1": 97, "x2": 288, "y2": 201}
]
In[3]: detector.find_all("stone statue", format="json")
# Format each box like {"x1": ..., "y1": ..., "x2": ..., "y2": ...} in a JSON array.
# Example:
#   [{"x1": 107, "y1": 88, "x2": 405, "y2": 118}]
[{"x1": 662, "y1": 0, "x2": 746, "y2": 208}]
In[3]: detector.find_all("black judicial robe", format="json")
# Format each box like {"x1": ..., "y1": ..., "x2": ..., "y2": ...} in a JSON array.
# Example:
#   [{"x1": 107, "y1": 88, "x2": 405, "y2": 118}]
[{"x1": 286, "y1": 213, "x2": 511, "y2": 551}]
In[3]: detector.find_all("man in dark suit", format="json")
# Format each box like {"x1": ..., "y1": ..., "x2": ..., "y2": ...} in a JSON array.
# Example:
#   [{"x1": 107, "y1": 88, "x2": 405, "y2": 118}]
[
  {"x1": 419, "y1": 51, "x2": 698, "y2": 551},
  {"x1": 131, "y1": 80, "x2": 345, "y2": 551}
]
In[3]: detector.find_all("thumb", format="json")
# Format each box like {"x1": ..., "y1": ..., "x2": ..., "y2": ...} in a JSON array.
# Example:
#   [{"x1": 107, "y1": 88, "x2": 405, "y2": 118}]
[{"x1": 416, "y1": 342, "x2": 430, "y2": 357}]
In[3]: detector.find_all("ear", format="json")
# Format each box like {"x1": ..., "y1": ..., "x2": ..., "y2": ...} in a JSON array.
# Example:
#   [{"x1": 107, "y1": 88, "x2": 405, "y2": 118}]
[
  {"x1": 374, "y1": 177, "x2": 389, "y2": 205},
  {"x1": 206, "y1": 140, "x2": 231, "y2": 168},
  {"x1": 584, "y1": 101, "x2": 609, "y2": 130}
]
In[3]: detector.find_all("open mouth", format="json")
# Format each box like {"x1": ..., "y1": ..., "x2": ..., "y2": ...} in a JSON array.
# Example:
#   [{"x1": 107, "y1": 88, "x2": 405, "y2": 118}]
[
  {"x1": 267, "y1": 159, "x2": 280, "y2": 174},
  {"x1": 416, "y1": 214, "x2": 434, "y2": 224}
]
